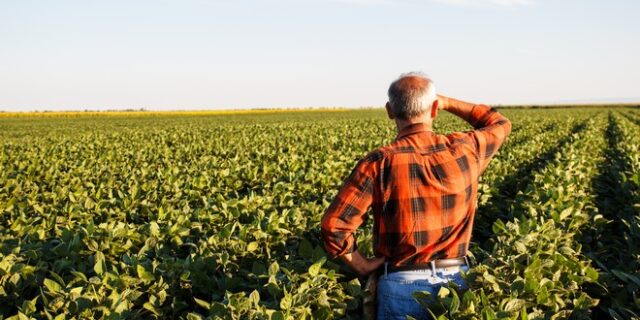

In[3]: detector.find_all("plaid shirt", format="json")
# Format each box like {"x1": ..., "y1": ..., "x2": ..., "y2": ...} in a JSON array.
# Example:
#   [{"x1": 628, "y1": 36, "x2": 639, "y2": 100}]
[{"x1": 321, "y1": 104, "x2": 511, "y2": 266}]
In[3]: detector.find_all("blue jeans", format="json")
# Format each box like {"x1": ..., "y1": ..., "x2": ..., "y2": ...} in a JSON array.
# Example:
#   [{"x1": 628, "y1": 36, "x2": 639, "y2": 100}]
[{"x1": 377, "y1": 264, "x2": 469, "y2": 320}]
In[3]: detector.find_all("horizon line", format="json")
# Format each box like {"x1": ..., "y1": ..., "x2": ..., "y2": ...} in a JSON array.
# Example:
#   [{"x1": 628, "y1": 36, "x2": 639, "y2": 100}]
[{"x1": 1, "y1": 102, "x2": 639, "y2": 114}]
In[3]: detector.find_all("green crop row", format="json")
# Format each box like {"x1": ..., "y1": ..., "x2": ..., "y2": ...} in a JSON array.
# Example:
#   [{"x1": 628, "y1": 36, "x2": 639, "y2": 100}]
[
  {"x1": 578, "y1": 112, "x2": 640, "y2": 319},
  {"x1": 473, "y1": 114, "x2": 583, "y2": 242}
]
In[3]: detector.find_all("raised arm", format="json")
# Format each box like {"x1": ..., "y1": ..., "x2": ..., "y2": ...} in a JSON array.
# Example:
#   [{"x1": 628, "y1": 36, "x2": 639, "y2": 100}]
[
  {"x1": 438, "y1": 95, "x2": 512, "y2": 172},
  {"x1": 437, "y1": 95, "x2": 478, "y2": 125}
]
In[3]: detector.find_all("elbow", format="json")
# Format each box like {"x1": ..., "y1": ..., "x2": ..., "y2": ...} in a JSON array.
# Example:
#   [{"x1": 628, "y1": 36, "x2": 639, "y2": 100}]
[
  {"x1": 496, "y1": 114, "x2": 512, "y2": 136},
  {"x1": 320, "y1": 212, "x2": 332, "y2": 234},
  {"x1": 504, "y1": 117, "x2": 512, "y2": 136},
  {"x1": 320, "y1": 216, "x2": 353, "y2": 260},
  {"x1": 320, "y1": 215, "x2": 337, "y2": 258}
]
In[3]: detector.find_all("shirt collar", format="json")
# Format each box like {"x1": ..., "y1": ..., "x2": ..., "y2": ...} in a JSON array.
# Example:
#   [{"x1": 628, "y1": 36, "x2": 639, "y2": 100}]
[{"x1": 395, "y1": 123, "x2": 433, "y2": 140}]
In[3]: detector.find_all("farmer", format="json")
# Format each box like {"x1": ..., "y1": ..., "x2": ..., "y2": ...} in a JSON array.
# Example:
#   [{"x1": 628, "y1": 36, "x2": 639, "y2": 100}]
[{"x1": 321, "y1": 72, "x2": 511, "y2": 319}]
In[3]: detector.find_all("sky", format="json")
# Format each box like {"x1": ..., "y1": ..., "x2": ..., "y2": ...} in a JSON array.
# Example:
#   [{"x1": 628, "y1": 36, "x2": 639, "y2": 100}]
[{"x1": 0, "y1": 0, "x2": 639, "y2": 111}]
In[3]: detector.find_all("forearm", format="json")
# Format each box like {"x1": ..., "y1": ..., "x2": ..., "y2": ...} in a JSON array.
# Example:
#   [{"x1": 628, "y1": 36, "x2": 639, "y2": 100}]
[
  {"x1": 439, "y1": 95, "x2": 509, "y2": 130},
  {"x1": 340, "y1": 251, "x2": 385, "y2": 276},
  {"x1": 438, "y1": 95, "x2": 477, "y2": 125}
]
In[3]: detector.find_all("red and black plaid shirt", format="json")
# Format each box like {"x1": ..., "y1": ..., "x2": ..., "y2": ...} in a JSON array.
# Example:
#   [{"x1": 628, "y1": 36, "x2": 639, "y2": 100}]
[{"x1": 321, "y1": 104, "x2": 511, "y2": 266}]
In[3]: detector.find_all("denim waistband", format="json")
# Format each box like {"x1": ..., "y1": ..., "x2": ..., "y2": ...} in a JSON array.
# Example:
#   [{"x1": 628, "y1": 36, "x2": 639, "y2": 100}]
[{"x1": 382, "y1": 262, "x2": 469, "y2": 280}]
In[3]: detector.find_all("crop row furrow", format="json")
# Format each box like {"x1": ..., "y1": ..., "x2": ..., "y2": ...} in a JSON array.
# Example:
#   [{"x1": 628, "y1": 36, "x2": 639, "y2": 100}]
[
  {"x1": 472, "y1": 117, "x2": 588, "y2": 243},
  {"x1": 579, "y1": 112, "x2": 640, "y2": 319}
]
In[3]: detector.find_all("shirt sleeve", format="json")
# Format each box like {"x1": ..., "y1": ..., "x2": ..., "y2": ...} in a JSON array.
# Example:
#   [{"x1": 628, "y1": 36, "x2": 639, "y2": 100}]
[
  {"x1": 454, "y1": 105, "x2": 512, "y2": 173},
  {"x1": 321, "y1": 157, "x2": 376, "y2": 259}
]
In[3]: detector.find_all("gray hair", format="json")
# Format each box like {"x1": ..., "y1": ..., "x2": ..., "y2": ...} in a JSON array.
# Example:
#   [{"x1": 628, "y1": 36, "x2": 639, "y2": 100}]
[{"x1": 387, "y1": 72, "x2": 437, "y2": 120}]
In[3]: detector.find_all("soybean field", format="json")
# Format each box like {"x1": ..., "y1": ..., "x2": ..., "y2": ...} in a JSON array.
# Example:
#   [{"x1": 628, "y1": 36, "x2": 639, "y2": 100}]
[{"x1": 1, "y1": 107, "x2": 639, "y2": 320}]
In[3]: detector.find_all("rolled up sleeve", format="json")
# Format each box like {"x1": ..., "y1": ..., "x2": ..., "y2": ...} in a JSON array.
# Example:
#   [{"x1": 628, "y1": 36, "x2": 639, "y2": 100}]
[{"x1": 321, "y1": 159, "x2": 375, "y2": 259}]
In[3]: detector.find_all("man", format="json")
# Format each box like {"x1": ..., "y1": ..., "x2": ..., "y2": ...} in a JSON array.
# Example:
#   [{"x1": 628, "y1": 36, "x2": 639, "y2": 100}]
[{"x1": 321, "y1": 72, "x2": 511, "y2": 319}]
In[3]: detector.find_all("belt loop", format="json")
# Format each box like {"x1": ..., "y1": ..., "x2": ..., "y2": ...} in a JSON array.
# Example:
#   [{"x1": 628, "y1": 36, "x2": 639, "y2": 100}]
[
  {"x1": 430, "y1": 261, "x2": 436, "y2": 275},
  {"x1": 384, "y1": 262, "x2": 388, "y2": 278}
]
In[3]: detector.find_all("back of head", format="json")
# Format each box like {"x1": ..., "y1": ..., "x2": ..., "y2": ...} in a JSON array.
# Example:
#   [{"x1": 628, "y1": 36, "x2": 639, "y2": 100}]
[{"x1": 387, "y1": 72, "x2": 437, "y2": 120}]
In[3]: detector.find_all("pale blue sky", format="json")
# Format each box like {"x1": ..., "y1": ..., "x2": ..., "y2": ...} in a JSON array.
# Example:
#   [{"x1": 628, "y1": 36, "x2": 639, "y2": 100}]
[{"x1": 1, "y1": 0, "x2": 639, "y2": 111}]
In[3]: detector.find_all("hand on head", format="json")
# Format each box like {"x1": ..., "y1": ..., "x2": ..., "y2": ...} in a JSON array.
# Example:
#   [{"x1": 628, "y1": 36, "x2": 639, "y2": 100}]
[{"x1": 436, "y1": 94, "x2": 449, "y2": 111}]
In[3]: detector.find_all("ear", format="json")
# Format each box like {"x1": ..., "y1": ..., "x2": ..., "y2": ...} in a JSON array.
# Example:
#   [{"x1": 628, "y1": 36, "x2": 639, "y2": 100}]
[
  {"x1": 430, "y1": 100, "x2": 439, "y2": 119},
  {"x1": 385, "y1": 102, "x2": 395, "y2": 119}
]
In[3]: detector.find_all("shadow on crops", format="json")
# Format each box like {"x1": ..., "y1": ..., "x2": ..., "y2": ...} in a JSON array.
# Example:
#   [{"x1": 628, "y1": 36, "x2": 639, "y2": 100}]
[
  {"x1": 578, "y1": 112, "x2": 640, "y2": 319},
  {"x1": 473, "y1": 120, "x2": 589, "y2": 245}
]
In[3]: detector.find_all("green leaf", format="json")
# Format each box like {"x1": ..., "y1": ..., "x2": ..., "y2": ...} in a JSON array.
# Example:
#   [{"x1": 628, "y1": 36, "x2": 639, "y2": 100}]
[
  {"x1": 186, "y1": 313, "x2": 203, "y2": 320},
  {"x1": 269, "y1": 261, "x2": 279, "y2": 276},
  {"x1": 559, "y1": 207, "x2": 573, "y2": 221},
  {"x1": 247, "y1": 241, "x2": 259, "y2": 252},
  {"x1": 482, "y1": 307, "x2": 498, "y2": 320},
  {"x1": 461, "y1": 290, "x2": 476, "y2": 313},
  {"x1": 249, "y1": 290, "x2": 260, "y2": 307},
  {"x1": 504, "y1": 299, "x2": 526, "y2": 312},
  {"x1": 149, "y1": 221, "x2": 160, "y2": 236},
  {"x1": 492, "y1": 219, "x2": 507, "y2": 234},
  {"x1": 137, "y1": 264, "x2": 155, "y2": 282},
  {"x1": 94, "y1": 251, "x2": 105, "y2": 275},
  {"x1": 536, "y1": 286, "x2": 549, "y2": 305},
  {"x1": 298, "y1": 239, "x2": 313, "y2": 259},
  {"x1": 271, "y1": 311, "x2": 285, "y2": 320},
  {"x1": 280, "y1": 292, "x2": 292, "y2": 310},
  {"x1": 514, "y1": 241, "x2": 527, "y2": 254},
  {"x1": 194, "y1": 297, "x2": 210, "y2": 310},
  {"x1": 21, "y1": 296, "x2": 38, "y2": 314},
  {"x1": 437, "y1": 287, "x2": 450, "y2": 299},
  {"x1": 585, "y1": 266, "x2": 599, "y2": 282},
  {"x1": 6, "y1": 312, "x2": 30, "y2": 320},
  {"x1": 43, "y1": 278, "x2": 62, "y2": 293},
  {"x1": 449, "y1": 289, "x2": 460, "y2": 313},
  {"x1": 143, "y1": 302, "x2": 159, "y2": 315},
  {"x1": 308, "y1": 257, "x2": 326, "y2": 277}
]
